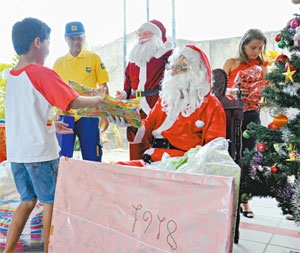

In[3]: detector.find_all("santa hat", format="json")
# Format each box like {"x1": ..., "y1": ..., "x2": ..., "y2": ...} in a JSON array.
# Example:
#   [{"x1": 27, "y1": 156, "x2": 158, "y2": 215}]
[
  {"x1": 138, "y1": 19, "x2": 167, "y2": 43},
  {"x1": 180, "y1": 45, "x2": 212, "y2": 85}
]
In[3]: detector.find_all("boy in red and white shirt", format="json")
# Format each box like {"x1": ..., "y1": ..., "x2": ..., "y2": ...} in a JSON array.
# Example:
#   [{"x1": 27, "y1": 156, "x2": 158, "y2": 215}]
[{"x1": 4, "y1": 17, "x2": 105, "y2": 253}]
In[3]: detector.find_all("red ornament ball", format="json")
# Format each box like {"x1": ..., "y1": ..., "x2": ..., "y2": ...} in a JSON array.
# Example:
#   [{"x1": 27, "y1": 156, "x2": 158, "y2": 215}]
[
  {"x1": 285, "y1": 62, "x2": 297, "y2": 71},
  {"x1": 271, "y1": 165, "x2": 278, "y2": 174},
  {"x1": 275, "y1": 33, "x2": 281, "y2": 42},
  {"x1": 268, "y1": 122, "x2": 280, "y2": 130},
  {"x1": 256, "y1": 143, "x2": 267, "y2": 152},
  {"x1": 275, "y1": 54, "x2": 288, "y2": 65}
]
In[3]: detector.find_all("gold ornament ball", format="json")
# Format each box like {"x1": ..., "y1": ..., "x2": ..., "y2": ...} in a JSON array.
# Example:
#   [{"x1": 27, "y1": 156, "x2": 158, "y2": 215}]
[{"x1": 273, "y1": 114, "x2": 288, "y2": 128}]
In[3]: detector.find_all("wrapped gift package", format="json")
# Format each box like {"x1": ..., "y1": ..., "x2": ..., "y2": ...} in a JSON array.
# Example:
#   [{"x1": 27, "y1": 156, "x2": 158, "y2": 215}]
[
  {"x1": 68, "y1": 80, "x2": 142, "y2": 128},
  {"x1": 50, "y1": 157, "x2": 240, "y2": 253},
  {"x1": 0, "y1": 161, "x2": 44, "y2": 250}
]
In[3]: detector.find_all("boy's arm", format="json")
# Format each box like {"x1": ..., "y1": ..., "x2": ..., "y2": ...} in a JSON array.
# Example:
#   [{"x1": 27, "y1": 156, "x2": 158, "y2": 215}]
[
  {"x1": 68, "y1": 85, "x2": 106, "y2": 109},
  {"x1": 69, "y1": 95, "x2": 103, "y2": 109}
]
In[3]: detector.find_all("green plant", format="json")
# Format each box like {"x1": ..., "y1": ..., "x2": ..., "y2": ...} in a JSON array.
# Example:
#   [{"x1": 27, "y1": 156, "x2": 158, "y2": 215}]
[{"x1": 0, "y1": 56, "x2": 18, "y2": 119}]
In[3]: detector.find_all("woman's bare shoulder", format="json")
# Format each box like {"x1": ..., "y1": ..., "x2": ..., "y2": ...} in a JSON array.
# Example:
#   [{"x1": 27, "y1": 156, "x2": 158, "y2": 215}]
[
  {"x1": 223, "y1": 58, "x2": 240, "y2": 73},
  {"x1": 224, "y1": 58, "x2": 239, "y2": 65}
]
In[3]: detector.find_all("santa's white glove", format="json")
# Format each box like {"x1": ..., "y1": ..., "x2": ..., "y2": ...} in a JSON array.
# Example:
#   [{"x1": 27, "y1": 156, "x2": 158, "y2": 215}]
[{"x1": 107, "y1": 115, "x2": 130, "y2": 127}]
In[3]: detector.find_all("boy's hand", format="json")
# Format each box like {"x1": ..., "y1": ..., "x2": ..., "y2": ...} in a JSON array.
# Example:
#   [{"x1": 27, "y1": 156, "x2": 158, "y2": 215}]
[
  {"x1": 92, "y1": 85, "x2": 106, "y2": 100},
  {"x1": 55, "y1": 121, "x2": 74, "y2": 134}
]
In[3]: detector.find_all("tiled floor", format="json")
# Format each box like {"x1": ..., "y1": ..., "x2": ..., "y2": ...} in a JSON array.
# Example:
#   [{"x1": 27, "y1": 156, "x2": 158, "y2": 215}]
[{"x1": 233, "y1": 197, "x2": 300, "y2": 253}]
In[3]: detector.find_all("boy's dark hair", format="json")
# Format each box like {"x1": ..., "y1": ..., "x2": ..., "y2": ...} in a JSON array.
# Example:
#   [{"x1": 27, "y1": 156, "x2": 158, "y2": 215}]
[{"x1": 12, "y1": 17, "x2": 51, "y2": 55}]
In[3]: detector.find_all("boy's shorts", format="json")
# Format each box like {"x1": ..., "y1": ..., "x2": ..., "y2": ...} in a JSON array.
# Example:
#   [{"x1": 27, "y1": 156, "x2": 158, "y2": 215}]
[{"x1": 11, "y1": 159, "x2": 59, "y2": 204}]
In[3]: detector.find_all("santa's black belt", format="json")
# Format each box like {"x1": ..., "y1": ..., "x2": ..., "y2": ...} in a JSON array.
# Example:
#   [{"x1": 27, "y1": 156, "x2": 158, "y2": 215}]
[
  {"x1": 143, "y1": 138, "x2": 184, "y2": 164},
  {"x1": 152, "y1": 138, "x2": 177, "y2": 149},
  {"x1": 131, "y1": 88, "x2": 160, "y2": 98}
]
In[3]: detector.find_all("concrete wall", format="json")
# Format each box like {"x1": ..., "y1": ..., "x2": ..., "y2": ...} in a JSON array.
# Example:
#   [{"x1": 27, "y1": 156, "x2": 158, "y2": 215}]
[{"x1": 175, "y1": 31, "x2": 281, "y2": 70}]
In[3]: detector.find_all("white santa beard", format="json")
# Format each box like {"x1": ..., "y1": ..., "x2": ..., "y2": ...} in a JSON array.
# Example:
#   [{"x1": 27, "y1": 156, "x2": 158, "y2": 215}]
[
  {"x1": 160, "y1": 72, "x2": 207, "y2": 119},
  {"x1": 128, "y1": 36, "x2": 163, "y2": 67}
]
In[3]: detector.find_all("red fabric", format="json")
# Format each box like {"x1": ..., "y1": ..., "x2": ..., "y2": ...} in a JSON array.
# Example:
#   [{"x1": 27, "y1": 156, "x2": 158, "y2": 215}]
[
  {"x1": 116, "y1": 159, "x2": 146, "y2": 167},
  {"x1": 149, "y1": 19, "x2": 167, "y2": 42},
  {"x1": 126, "y1": 95, "x2": 226, "y2": 164},
  {"x1": 128, "y1": 142, "x2": 150, "y2": 161},
  {"x1": 227, "y1": 59, "x2": 263, "y2": 88},
  {"x1": 11, "y1": 64, "x2": 79, "y2": 111},
  {"x1": 227, "y1": 60, "x2": 268, "y2": 111}
]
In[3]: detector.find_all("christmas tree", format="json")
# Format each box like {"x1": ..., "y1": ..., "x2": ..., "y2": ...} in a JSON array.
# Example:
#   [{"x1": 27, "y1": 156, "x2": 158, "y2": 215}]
[{"x1": 240, "y1": 13, "x2": 300, "y2": 226}]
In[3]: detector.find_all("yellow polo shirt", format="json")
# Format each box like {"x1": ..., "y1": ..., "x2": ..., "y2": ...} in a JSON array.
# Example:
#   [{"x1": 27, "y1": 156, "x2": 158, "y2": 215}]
[{"x1": 53, "y1": 49, "x2": 109, "y2": 120}]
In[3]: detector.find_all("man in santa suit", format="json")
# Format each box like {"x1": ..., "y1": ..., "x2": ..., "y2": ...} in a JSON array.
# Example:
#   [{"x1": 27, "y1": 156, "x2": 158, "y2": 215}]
[
  {"x1": 116, "y1": 19, "x2": 173, "y2": 160},
  {"x1": 110, "y1": 45, "x2": 226, "y2": 167}
]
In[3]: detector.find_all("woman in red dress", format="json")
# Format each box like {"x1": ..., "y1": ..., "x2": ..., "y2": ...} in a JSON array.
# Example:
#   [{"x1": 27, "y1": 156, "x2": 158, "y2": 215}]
[{"x1": 223, "y1": 28, "x2": 268, "y2": 219}]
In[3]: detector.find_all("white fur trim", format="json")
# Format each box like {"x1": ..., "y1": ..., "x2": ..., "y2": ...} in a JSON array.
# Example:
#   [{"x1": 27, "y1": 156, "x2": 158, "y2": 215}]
[
  {"x1": 195, "y1": 120, "x2": 205, "y2": 128},
  {"x1": 164, "y1": 41, "x2": 172, "y2": 49},
  {"x1": 137, "y1": 65, "x2": 151, "y2": 114},
  {"x1": 138, "y1": 65, "x2": 146, "y2": 90},
  {"x1": 180, "y1": 46, "x2": 200, "y2": 62},
  {"x1": 152, "y1": 114, "x2": 177, "y2": 138},
  {"x1": 144, "y1": 148, "x2": 155, "y2": 156},
  {"x1": 139, "y1": 22, "x2": 162, "y2": 38},
  {"x1": 154, "y1": 45, "x2": 171, "y2": 59},
  {"x1": 140, "y1": 97, "x2": 151, "y2": 115},
  {"x1": 130, "y1": 125, "x2": 146, "y2": 144}
]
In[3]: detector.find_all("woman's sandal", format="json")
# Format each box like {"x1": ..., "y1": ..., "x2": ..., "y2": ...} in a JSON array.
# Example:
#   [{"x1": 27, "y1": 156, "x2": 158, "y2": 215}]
[{"x1": 240, "y1": 206, "x2": 254, "y2": 218}]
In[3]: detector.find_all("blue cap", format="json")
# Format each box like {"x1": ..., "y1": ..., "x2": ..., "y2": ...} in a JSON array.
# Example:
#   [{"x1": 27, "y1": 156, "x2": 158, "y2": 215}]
[{"x1": 65, "y1": 21, "x2": 85, "y2": 36}]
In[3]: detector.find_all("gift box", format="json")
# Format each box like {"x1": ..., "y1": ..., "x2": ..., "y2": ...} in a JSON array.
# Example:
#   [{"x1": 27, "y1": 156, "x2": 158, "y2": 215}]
[
  {"x1": 50, "y1": 157, "x2": 240, "y2": 253},
  {"x1": 0, "y1": 161, "x2": 44, "y2": 250},
  {"x1": 0, "y1": 121, "x2": 6, "y2": 162},
  {"x1": 68, "y1": 80, "x2": 142, "y2": 128}
]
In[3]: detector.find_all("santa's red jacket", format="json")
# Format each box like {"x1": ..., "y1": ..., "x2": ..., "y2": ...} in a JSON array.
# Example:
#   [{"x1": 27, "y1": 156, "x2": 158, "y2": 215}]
[{"x1": 127, "y1": 96, "x2": 226, "y2": 162}]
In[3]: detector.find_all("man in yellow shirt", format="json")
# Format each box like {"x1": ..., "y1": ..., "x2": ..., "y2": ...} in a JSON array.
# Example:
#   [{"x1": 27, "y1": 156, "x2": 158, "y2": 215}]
[{"x1": 53, "y1": 21, "x2": 109, "y2": 162}]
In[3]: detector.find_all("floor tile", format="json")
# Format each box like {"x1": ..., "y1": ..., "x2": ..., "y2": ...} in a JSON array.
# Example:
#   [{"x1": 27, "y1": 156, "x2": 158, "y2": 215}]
[
  {"x1": 233, "y1": 240, "x2": 267, "y2": 253},
  {"x1": 239, "y1": 228, "x2": 272, "y2": 243},
  {"x1": 265, "y1": 244, "x2": 300, "y2": 253},
  {"x1": 270, "y1": 234, "x2": 300, "y2": 251}
]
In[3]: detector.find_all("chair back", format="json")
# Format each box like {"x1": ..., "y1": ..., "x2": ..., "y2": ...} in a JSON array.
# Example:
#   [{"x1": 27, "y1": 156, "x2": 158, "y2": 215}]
[{"x1": 212, "y1": 68, "x2": 244, "y2": 165}]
